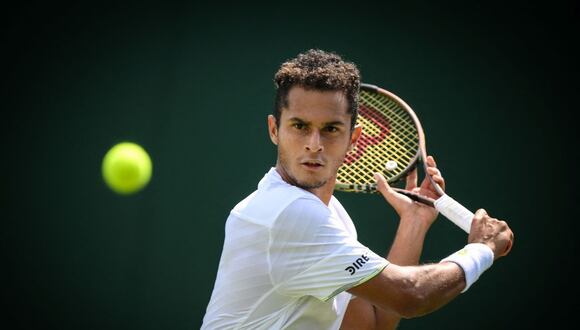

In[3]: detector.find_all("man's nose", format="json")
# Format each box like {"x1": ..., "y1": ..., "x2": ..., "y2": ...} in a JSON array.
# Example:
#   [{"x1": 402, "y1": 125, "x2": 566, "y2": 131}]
[{"x1": 305, "y1": 131, "x2": 323, "y2": 152}]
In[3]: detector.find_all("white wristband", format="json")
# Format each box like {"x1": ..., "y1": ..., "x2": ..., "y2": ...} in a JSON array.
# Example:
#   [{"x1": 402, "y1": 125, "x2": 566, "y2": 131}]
[{"x1": 440, "y1": 243, "x2": 494, "y2": 293}]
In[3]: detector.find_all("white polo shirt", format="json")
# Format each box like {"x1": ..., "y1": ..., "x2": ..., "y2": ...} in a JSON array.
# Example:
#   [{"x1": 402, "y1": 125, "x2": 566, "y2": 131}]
[{"x1": 201, "y1": 168, "x2": 389, "y2": 330}]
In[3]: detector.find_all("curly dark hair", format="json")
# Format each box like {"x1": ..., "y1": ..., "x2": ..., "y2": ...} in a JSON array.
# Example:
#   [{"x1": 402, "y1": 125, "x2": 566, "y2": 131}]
[{"x1": 273, "y1": 49, "x2": 360, "y2": 130}]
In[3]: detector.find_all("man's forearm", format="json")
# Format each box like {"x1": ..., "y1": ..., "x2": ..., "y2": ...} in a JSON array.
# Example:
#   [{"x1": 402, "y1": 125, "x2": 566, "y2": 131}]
[
  {"x1": 386, "y1": 217, "x2": 430, "y2": 265},
  {"x1": 374, "y1": 217, "x2": 431, "y2": 329},
  {"x1": 343, "y1": 217, "x2": 432, "y2": 330}
]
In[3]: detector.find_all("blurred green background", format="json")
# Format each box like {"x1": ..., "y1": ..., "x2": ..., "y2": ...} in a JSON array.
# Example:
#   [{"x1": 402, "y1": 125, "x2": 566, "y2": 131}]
[{"x1": 3, "y1": 1, "x2": 576, "y2": 329}]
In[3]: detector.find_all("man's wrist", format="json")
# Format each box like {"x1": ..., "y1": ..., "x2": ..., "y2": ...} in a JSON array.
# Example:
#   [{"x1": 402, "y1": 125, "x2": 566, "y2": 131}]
[
  {"x1": 398, "y1": 215, "x2": 434, "y2": 232},
  {"x1": 440, "y1": 243, "x2": 494, "y2": 292}
]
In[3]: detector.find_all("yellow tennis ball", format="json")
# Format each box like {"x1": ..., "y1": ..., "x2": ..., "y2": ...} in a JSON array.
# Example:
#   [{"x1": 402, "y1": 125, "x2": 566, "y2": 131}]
[{"x1": 102, "y1": 142, "x2": 152, "y2": 195}]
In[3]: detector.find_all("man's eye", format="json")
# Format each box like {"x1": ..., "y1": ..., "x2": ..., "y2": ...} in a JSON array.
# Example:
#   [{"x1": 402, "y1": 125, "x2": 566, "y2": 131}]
[
  {"x1": 293, "y1": 123, "x2": 306, "y2": 130},
  {"x1": 325, "y1": 126, "x2": 338, "y2": 133}
]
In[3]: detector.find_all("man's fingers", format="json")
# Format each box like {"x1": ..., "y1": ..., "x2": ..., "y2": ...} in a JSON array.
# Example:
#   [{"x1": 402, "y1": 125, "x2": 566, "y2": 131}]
[
  {"x1": 374, "y1": 172, "x2": 402, "y2": 205},
  {"x1": 471, "y1": 208, "x2": 515, "y2": 258},
  {"x1": 426, "y1": 155, "x2": 437, "y2": 167},
  {"x1": 426, "y1": 167, "x2": 440, "y2": 176},
  {"x1": 374, "y1": 172, "x2": 390, "y2": 193},
  {"x1": 505, "y1": 231, "x2": 514, "y2": 255},
  {"x1": 474, "y1": 208, "x2": 488, "y2": 220},
  {"x1": 426, "y1": 167, "x2": 445, "y2": 190},
  {"x1": 420, "y1": 167, "x2": 445, "y2": 192},
  {"x1": 419, "y1": 156, "x2": 445, "y2": 191},
  {"x1": 503, "y1": 235, "x2": 514, "y2": 256}
]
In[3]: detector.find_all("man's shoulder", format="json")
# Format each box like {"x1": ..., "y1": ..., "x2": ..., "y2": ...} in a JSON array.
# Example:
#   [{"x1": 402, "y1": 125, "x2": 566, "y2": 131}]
[{"x1": 230, "y1": 183, "x2": 321, "y2": 228}]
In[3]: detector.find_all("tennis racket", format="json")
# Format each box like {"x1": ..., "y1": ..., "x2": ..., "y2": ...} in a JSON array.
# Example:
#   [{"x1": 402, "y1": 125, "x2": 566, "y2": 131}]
[{"x1": 335, "y1": 83, "x2": 474, "y2": 233}]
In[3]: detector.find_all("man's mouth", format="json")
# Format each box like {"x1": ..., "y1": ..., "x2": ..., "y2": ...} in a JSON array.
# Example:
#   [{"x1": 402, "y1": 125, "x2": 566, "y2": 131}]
[{"x1": 301, "y1": 161, "x2": 324, "y2": 168}]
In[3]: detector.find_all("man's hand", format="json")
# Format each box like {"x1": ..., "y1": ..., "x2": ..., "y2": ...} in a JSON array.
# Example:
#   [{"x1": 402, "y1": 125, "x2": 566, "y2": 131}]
[
  {"x1": 469, "y1": 209, "x2": 514, "y2": 259},
  {"x1": 374, "y1": 155, "x2": 444, "y2": 227}
]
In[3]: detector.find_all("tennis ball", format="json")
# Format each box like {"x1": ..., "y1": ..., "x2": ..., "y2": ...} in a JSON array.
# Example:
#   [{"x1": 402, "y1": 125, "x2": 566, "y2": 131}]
[{"x1": 102, "y1": 142, "x2": 152, "y2": 195}]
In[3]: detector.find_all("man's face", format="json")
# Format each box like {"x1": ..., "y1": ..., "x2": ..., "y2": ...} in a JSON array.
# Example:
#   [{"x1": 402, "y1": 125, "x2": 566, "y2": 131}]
[{"x1": 268, "y1": 86, "x2": 360, "y2": 190}]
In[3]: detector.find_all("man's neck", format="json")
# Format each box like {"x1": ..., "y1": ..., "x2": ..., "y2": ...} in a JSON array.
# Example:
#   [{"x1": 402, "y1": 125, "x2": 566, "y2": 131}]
[
  {"x1": 305, "y1": 178, "x2": 335, "y2": 205},
  {"x1": 274, "y1": 166, "x2": 335, "y2": 205}
]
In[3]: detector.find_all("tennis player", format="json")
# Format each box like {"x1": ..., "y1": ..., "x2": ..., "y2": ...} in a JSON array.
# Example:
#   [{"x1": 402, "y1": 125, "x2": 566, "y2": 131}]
[{"x1": 201, "y1": 49, "x2": 513, "y2": 330}]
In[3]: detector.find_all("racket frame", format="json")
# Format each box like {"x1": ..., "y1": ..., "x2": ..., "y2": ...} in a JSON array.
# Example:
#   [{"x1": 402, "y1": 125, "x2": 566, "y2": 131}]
[
  {"x1": 335, "y1": 83, "x2": 443, "y2": 203},
  {"x1": 335, "y1": 83, "x2": 475, "y2": 233}
]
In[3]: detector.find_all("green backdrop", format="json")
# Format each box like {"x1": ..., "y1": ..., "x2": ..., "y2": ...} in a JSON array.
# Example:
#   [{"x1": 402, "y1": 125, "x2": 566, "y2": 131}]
[{"x1": 3, "y1": 1, "x2": 576, "y2": 329}]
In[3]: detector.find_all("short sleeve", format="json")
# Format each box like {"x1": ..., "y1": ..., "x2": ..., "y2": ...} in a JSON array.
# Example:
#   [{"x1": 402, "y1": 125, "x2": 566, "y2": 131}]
[{"x1": 268, "y1": 198, "x2": 388, "y2": 301}]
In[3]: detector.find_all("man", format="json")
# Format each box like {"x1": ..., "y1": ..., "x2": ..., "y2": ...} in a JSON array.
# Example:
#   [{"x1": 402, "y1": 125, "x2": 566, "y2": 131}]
[{"x1": 201, "y1": 49, "x2": 513, "y2": 330}]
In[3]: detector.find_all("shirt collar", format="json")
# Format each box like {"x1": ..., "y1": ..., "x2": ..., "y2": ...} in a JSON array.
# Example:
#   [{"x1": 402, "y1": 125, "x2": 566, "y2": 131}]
[{"x1": 257, "y1": 167, "x2": 283, "y2": 190}]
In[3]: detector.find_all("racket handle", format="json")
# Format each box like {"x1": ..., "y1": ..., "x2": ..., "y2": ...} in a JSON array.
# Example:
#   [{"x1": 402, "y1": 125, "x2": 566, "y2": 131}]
[{"x1": 434, "y1": 194, "x2": 474, "y2": 233}]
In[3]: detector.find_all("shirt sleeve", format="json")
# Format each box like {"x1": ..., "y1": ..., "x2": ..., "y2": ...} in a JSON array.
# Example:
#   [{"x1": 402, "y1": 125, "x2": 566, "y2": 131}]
[{"x1": 268, "y1": 197, "x2": 389, "y2": 301}]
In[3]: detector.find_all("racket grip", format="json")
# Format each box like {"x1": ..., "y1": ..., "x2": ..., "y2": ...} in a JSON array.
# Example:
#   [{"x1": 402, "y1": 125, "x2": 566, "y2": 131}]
[{"x1": 434, "y1": 194, "x2": 474, "y2": 233}]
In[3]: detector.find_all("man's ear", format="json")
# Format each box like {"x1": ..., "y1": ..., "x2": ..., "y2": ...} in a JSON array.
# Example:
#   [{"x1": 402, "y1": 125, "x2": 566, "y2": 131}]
[
  {"x1": 348, "y1": 124, "x2": 362, "y2": 151},
  {"x1": 267, "y1": 115, "x2": 279, "y2": 145}
]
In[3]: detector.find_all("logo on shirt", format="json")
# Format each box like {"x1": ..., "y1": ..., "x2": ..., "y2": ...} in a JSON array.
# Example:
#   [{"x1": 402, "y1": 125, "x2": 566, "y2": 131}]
[{"x1": 345, "y1": 254, "x2": 370, "y2": 275}]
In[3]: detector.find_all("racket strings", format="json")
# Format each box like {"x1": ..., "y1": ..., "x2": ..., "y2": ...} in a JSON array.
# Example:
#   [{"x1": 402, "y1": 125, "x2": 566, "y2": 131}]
[{"x1": 337, "y1": 90, "x2": 419, "y2": 185}]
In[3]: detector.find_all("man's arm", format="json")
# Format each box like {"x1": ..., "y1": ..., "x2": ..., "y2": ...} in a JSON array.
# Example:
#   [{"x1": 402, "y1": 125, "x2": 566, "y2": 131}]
[
  {"x1": 348, "y1": 208, "x2": 512, "y2": 327},
  {"x1": 349, "y1": 260, "x2": 465, "y2": 319},
  {"x1": 342, "y1": 158, "x2": 441, "y2": 330},
  {"x1": 341, "y1": 215, "x2": 432, "y2": 330},
  {"x1": 342, "y1": 156, "x2": 513, "y2": 329}
]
